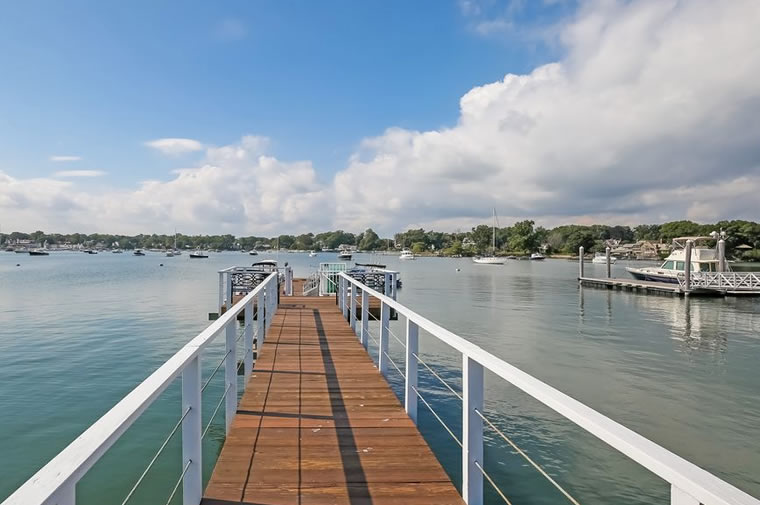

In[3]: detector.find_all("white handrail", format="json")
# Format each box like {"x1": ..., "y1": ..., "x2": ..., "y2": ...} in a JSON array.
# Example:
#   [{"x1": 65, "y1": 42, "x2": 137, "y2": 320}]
[
  {"x1": 3, "y1": 272, "x2": 279, "y2": 505},
  {"x1": 338, "y1": 272, "x2": 760, "y2": 505}
]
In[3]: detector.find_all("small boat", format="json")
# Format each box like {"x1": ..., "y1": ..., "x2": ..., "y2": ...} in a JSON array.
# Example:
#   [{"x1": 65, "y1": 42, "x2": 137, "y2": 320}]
[
  {"x1": 308, "y1": 251, "x2": 317, "y2": 257},
  {"x1": 133, "y1": 249, "x2": 145, "y2": 256},
  {"x1": 166, "y1": 251, "x2": 175, "y2": 257},
  {"x1": 529, "y1": 252, "x2": 545, "y2": 261},
  {"x1": 252, "y1": 260, "x2": 278, "y2": 272},
  {"x1": 14, "y1": 249, "x2": 29, "y2": 254},
  {"x1": 189, "y1": 250, "x2": 208, "y2": 258},
  {"x1": 592, "y1": 252, "x2": 616, "y2": 264},
  {"x1": 112, "y1": 249, "x2": 123, "y2": 254},
  {"x1": 249, "y1": 250, "x2": 258, "y2": 256},
  {"x1": 626, "y1": 236, "x2": 726, "y2": 284},
  {"x1": 355, "y1": 262, "x2": 386, "y2": 269},
  {"x1": 29, "y1": 249, "x2": 49, "y2": 256},
  {"x1": 473, "y1": 208, "x2": 506, "y2": 265},
  {"x1": 338, "y1": 250, "x2": 352, "y2": 260},
  {"x1": 399, "y1": 249, "x2": 415, "y2": 260},
  {"x1": 173, "y1": 250, "x2": 182, "y2": 256}
]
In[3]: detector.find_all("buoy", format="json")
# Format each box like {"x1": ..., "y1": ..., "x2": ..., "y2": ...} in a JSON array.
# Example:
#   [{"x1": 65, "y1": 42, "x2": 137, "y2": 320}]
[
  {"x1": 16, "y1": 264, "x2": 20, "y2": 267},
  {"x1": 456, "y1": 268, "x2": 461, "y2": 272},
  {"x1": 160, "y1": 263, "x2": 164, "y2": 266}
]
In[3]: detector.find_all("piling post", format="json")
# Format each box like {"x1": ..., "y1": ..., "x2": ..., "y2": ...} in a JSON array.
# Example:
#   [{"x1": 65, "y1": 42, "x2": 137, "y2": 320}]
[
  {"x1": 606, "y1": 246, "x2": 611, "y2": 278},
  {"x1": 579, "y1": 246, "x2": 584, "y2": 279},
  {"x1": 384, "y1": 272, "x2": 392, "y2": 297},
  {"x1": 218, "y1": 271, "x2": 225, "y2": 313},
  {"x1": 684, "y1": 240, "x2": 693, "y2": 293},
  {"x1": 718, "y1": 239, "x2": 726, "y2": 272}
]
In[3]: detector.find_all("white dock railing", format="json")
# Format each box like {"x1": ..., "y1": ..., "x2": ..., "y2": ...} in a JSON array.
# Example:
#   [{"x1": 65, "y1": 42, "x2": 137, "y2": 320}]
[
  {"x1": 3, "y1": 272, "x2": 280, "y2": 505},
  {"x1": 337, "y1": 272, "x2": 760, "y2": 505},
  {"x1": 677, "y1": 271, "x2": 760, "y2": 291}
]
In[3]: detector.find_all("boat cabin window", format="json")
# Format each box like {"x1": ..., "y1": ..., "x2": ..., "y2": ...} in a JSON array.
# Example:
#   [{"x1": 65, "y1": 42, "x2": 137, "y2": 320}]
[
  {"x1": 675, "y1": 261, "x2": 685, "y2": 271},
  {"x1": 662, "y1": 260, "x2": 675, "y2": 269},
  {"x1": 696, "y1": 262, "x2": 714, "y2": 272}
]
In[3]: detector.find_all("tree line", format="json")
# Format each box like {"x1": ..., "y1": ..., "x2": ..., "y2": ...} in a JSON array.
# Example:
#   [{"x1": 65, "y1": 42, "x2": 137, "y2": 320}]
[{"x1": 2, "y1": 219, "x2": 758, "y2": 260}]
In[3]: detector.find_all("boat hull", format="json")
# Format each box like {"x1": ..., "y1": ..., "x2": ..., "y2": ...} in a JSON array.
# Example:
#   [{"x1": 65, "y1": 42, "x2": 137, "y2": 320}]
[
  {"x1": 625, "y1": 267, "x2": 679, "y2": 284},
  {"x1": 473, "y1": 257, "x2": 506, "y2": 265}
]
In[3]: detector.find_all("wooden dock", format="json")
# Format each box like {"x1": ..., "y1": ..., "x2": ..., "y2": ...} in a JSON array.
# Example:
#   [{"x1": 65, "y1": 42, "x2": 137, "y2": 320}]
[{"x1": 202, "y1": 296, "x2": 463, "y2": 505}]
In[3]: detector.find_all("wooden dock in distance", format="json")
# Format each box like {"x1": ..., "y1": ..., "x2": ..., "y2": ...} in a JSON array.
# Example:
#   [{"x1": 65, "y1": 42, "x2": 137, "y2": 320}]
[
  {"x1": 580, "y1": 276, "x2": 689, "y2": 296},
  {"x1": 202, "y1": 296, "x2": 464, "y2": 505}
]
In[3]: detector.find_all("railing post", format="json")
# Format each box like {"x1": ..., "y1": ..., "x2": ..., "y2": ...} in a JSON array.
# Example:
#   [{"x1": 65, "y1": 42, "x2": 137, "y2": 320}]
[
  {"x1": 350, "y1": 285, "x2": 357, "y2": 333},
  {"x1": 384, "y1": 272, "x2": 392, "y2": 297},
  {"x1": 361, "y1": 288, "x2": 369, "y2": 350},
  {"x1": 257, "y1": 289, "x2": 265, "y2": 345},
  {"x1": 578, "y1": 246, "x2": 585, "y2": 278},
  {"x1": 225, "y1": 322, "x2": 237, "y2": 435},
  {"x1": 181, "y1": 356, "x2": 202, "y2": 505},
  {"x1": 671, "y1": 485, "x2": 699, "y2": 505},
  {"x1": 244, "y1": 300, "x2": 254, "y2": 378},
  {"x1": 286, "y1": 266, "x2": 293, "y2": 296},
  {"x1": 718, "y1": 239, "x2": 726, "y2": 273},
  {"x1": 379, "y1": 301, "x2": 390, "y2": 375},
  {"x1": 463, "y1": 356, "x2": 483, "y2": 505},
  {"x1": 405, "y1": 318, "x2": 418, "y2": 424}
]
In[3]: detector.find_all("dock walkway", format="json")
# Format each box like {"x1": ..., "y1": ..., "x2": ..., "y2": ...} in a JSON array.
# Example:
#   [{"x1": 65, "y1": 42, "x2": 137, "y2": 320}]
[{"x1": 202, "y1": 296, "x2": 463, "y2": 505}]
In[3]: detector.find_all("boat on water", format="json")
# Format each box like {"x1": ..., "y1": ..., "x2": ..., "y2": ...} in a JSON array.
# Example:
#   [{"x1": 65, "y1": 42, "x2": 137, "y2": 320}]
[
  {"x1": 399, "y1": 249, "x2": 415, "y2": 260},
  {"x1": 355, "y1": 262, "x2": 386, "y2": 269},
  {"x1": 249, "y1": 250, "x2": 258, "y2": 256},
  {"x1": 14, "y1": 248, "x2": 29, "y2": 254},
  {"x1": 166, "y1": 251, "x2": 175, "y2": 257},
  {"x1": 592, "y1": 252, "x2": 617, "y2": 264},
  {"x1": 84, "y1": 249, "x2": 97, "y2": 255},
  {"x1": 337, "y1": 250, "x2": 352, "y2": 260},
  {"x1": 473, "y1": 208, "x2": 506, "y2": 265},
  {"x1": 189, "y1": 250, "x2": 209, "y2": 258},
  {"x1": 530, "y1": 252, "x2": 545, "y2": 260},
  {"x1": 112, "y1": 249, "x2": 123, "y2": 253},
  {"x1": 29, "y1": 249, "x2": 49, "y2": 256},
  {"x1": 133, "y1": 249, "x2": 145, "y2": 256},
  {"x1": 626, "y1": 236, "x2": 726, "y2": 284},
  {"x1": 308, "y1": 250, "x2": 317, "y2": 257}
]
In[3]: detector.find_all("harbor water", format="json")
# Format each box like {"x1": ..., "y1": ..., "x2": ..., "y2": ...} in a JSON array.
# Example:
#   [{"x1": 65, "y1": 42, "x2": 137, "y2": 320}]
[{"x1": 0, "y1": 251, "x2": 758, "y2": 504}]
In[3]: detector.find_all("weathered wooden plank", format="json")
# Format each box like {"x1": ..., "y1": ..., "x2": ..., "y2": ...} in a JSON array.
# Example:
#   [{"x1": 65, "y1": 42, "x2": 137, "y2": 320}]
[{"x1": 202, "y1": 296, "x2": 463, "y2": 505}]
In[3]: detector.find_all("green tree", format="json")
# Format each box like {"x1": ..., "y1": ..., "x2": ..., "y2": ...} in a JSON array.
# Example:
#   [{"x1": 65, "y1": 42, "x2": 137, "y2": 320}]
[{"x1": 359, "y1": 228, "x2": 380, "y2": 250}]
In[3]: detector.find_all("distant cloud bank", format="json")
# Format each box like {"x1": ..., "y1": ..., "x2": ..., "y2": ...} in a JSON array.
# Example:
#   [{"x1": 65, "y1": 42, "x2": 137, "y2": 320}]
[
  {"x1": 49, "y1": 155, "x2": 82, "y2": 162},
  {"x1": 3, "y1": 0, "x2": 760, "y2": 235}
]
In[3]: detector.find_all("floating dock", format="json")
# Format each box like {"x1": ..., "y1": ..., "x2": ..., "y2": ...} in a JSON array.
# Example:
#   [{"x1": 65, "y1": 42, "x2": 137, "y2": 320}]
[
  {"x1": 580, "y1": 276, "x2": 691, "y2": 296},
  {"x1": 202, "y1": 296, "x2": 463, "y2": 505}
]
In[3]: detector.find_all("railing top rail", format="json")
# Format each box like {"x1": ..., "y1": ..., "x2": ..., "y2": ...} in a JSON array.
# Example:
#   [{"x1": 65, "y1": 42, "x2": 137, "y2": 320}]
[
  {"x1": 338, "y1": 272, "x2": 759, "y2": 505},
  {"x1": 4, "y1": 272, "x2": 278, "y2": 505}
]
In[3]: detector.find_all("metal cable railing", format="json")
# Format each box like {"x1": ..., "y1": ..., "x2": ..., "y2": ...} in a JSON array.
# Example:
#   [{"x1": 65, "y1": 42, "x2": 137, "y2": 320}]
[
  {"x1": 202, "y1": 349, "x2": 232, "y2": 393},
  {"x1": 412, "y1": 352, "x2": 463, "y2": 401},
  {"x1": 164, "y1": 459, "x2": 192, "y2": 505},
  {"x1": 411, "y1": 384, "x2": 462, "y2": 448},
  {"x1": 382, "y1": 350, "x2": 405, "y2": 380},
  {"x1": 474, "y1": 460, "x2": 513, "y2": 505},
  {"x1": 202, "y1": 383, "x2": 233, "y2": 439},
  {"x1": 474, "y1": 408, "x2": 581, "y2": 505},
  {"x1": 120, "y1": 407, "x2": 192, "y2": 505}
]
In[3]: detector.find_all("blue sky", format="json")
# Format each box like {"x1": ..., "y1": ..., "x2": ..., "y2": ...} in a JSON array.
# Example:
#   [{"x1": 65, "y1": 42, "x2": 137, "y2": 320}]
[
  {"x1": 0, "y1": 0, "x2": 570, "y2": 183},
  {"x1": 1, "y1": 0, "x2": 759, "y2": 235}
]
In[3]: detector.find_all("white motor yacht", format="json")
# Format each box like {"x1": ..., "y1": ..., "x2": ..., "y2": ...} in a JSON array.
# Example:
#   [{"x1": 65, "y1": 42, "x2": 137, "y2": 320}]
[
  {"x1": 592, "y1": 252, "x2": 617, "y2": 264},
  {"x1": 626, "y1": 237, "x2": 727, "y2": 283},
  {"x1": 529, "y1": 252, "x2": 545, "y2": 260},
  {"x1": 399, "y1": 249, "x2": 415, "y2": 260}
]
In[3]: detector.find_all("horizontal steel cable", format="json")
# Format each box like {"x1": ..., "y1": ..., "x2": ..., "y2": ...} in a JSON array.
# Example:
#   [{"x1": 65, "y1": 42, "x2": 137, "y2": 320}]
[
  {"x1": 411, "y1": 352, "x2": 463, "y2": 401},
  {"x1": 410, "y1": 385, "x2": 462, "y2": 447},
  {"x1": 202, "y1": 382, "x2": 232, "y2": 439},
  {"x1": 474, "y1": 408, "x2": 581, "y2": 505},
  {"x1": 382, "y1": 350, "x2": 406, "y2": 380},
  {"x1": 164, "y1": 459, "x2": 192, "y2": 505},
  {"x1": 474, "y1": 460, "x2": 514, "y2": 505},
  {"x1": 120, "y1": 407, "x2": 191, "y2": 505},
  {"x1": 201, "y1": 349, "x2": 232, "y2": 393}
]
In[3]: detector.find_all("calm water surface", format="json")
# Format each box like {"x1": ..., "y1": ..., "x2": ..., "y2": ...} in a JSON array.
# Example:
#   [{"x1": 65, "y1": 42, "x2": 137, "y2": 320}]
[{"x1": 0, "y1": 251, "x2": 758, "y2": 504}]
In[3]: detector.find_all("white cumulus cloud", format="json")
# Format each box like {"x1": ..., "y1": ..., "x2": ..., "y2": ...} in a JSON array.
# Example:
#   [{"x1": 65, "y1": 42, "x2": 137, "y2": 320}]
[
  {"x1": 54, "y1": 170, "x2": 106, "y2": 178},
  {"x1": 145, "y1": 138, "x2": 204, "y2": 156},
  {"x1": 49, "y1": 155, "x2": 82, "y2": 162}
]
